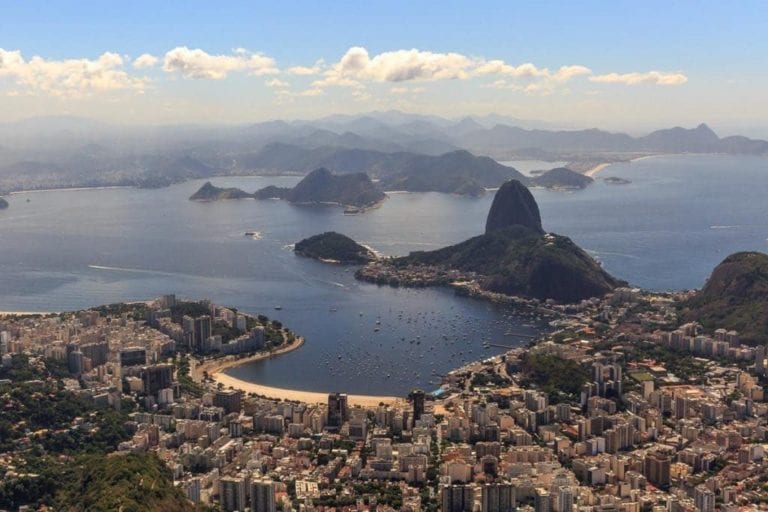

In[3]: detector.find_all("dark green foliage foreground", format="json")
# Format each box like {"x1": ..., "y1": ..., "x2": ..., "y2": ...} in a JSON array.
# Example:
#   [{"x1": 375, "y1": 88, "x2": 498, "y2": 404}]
[
  {"x1": 56, "y1": 453, "x2": 195, "y2": 512},
  {"x1": 295, "y1": 231, "x2": 376, "y2": 264},
  {"x1": 682, "y1": 251, "x2": 768, "y2": 345}
]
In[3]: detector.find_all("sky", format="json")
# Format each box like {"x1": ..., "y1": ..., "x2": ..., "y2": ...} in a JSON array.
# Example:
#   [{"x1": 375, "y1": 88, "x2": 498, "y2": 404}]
[{"x1": 1, "y1": 0, "x2": 767, "y2": 133}]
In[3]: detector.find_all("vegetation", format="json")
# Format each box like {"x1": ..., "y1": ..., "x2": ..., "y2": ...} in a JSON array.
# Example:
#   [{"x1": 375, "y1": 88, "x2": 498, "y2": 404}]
[
  {"x1": 529, "y1": 167, "x2": 594, "y2": 189},
  {"x1": 295, "y1": 231, "x2": 377, "y2": 264},
  {"x1": 0, "y1": 355, "x2": 134, "y2": 510},
  {"x1": 518, "y1": 352, "x2": 590, "y2": 402},
  {"x1": 682, "y1": 251, "x2": 768, "y2": 345},
  {"x1": 55, "y1": 453, "x2": 195, "y2": 511},
  {"x1": 471, "y1": 371, "x2": 511, "y2": 387},
  {"x1": 189, "y1": 181, "x2": 254, "y2": 201},
  {"x1": 90, "y1": 301, "x2": 149, "y2": 319},
  {"x1": 255, "y1": 167, "x2": 386, "y2": 208},
  {"x1": 170, "y1": 301, "x2": 211, "y2": 323},
  {"x1": 396, "y1": 225, "x2": 623, "y2": 302}
]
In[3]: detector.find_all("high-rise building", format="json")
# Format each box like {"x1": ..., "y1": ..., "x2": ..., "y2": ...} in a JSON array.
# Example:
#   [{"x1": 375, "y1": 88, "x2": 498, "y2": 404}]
[
  {"x1": 250, "y1": 479, "x2": 277, "y2": 512},
  {"x1": 214, "y1": 389, "x2": 243, "y2": 414},
  {"x1": 441, "y1": 484, "x2": 474, "y2": 512},
  {"x1": 694, "y1": 485, "x2": 715, "y2": 512},
  {"x1": 119, "y1": 347, "x2": 147, "y2": 368},
  {"x1": 81, "y1": 341, "x2": 109, "y2": 367},
  {"x1": 534, "y1": 488, "x2": 552, "y2": 512},
  {"x1": 181, "y1": 314, "x2": 212, "y2": 351},
  {"x1": 755, "y1": 345, "x2": 766, "y2": 375},
  {"x1": 556, "y1": 487, "x2": 574, "y2": 512},
  {"x1": 481, "y1": 483, "x2": 515, "y2": 512},
  {"x1": 141, "y1": 364, "x2": 174, "y2": 396},
  {"x1": 220, "y1": 476, "x2": 247, "y2": 512},
  {"x1": 644, "y1": 451, "x2": 671, "y2": 489},
  {"x1": 411, "y1": 389, "x2": 426, "y2": 422},
  {"x1": 67, "y1": 348, "x2": 84, "y2": 375},
  {"x1": 327, "y1": 392, "x2": 348, "y2": 428}
]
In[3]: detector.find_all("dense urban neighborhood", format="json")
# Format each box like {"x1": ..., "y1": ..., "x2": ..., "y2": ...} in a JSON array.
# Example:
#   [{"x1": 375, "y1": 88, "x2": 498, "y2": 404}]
[{"x1": 1, "y1": 288, "x2": 766, "y2": 511}]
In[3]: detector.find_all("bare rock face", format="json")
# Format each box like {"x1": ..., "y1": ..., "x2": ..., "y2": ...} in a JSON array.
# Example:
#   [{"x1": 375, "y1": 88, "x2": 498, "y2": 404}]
[{"x1": 485, "y1": 179, "x2": 543, "y2": 235}]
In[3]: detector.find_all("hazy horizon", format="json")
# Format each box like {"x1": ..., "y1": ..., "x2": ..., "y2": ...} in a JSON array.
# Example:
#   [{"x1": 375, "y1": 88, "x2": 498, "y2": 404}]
[{"x1": 2, "y1": 1, "x2": 768, "y2": 136}]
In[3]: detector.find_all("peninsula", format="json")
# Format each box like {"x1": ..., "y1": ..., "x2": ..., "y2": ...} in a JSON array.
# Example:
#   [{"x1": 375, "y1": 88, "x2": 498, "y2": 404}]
[{"x1": 357, "y1": 180, "x2": 623, "y2": 303}]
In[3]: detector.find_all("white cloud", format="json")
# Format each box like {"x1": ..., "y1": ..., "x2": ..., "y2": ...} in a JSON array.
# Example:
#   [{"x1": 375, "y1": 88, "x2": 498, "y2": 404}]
[
  {"x1": 589, "y1": 71, "x2": 688, "y2": 85},
  {"x1": 162, "y1": 46, "x2": 278, "y2": 79},
  {"x1": 265, "y1": 78, "x2": 290, "y2": 88},
  {"x1": 552, "y1": 65, "x2": 592, "y2": 81},
  {"x1": 319, "y1": 46, "x2": 474, "y2": 86},
  {"x1": 0, "y1": 48, "x2": 147, "y2": 97},
  {"x1": 286, "y1": 61, "x2": 324, "y2": 76},
  {"x1": 132, "y1": 53, "x2": 158, "y2": 69}
]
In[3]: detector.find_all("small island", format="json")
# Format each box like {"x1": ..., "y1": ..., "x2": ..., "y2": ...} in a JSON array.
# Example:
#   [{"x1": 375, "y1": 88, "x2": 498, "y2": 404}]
[
  {"x1": 189, "y1": 181, "x2": 254, "y2": 201},
  {"x1": 0, "y1": 197, "x2": 8, "y2": 209},
  {"x1": 255, "y1": 167, "x2": 386, "y2": 209},
  {"x1": 529, "y1": 167, "x2": 594, "y2": 190},
  {"x1": 603, "y1": 176, "x2": 632, "y2": 185},
  {"x1": 294, "y1": 232, "x2": 377, "y2": 264}
]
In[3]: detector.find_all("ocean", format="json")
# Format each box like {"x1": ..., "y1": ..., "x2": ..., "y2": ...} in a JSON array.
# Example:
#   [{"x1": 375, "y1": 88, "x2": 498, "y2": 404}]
[{"x1": 0, "y1": 154, "x2": 766, "y2": 394}]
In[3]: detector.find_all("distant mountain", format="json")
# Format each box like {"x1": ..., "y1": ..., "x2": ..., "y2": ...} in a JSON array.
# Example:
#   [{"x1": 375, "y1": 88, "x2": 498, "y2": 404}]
[
  {"x1": 682, "y1": 251, "x2": 768, "y2": 345},
  {"x1": 189, "y1": 181, "x2": 253, "y2": 201},
  {"x1": 458, "y1": 122, "x2": 768, "y2": 158},
  {"x1": 381, "y1": 179, "x2": 623, "y2": 302},
  {"x1": 295, "y1": 232, "x2": 377, "y2": 264},
  {"x1": 1, "y1": 111, "x2": 766, "y2": 194},
  {"x1": 529, "y1": 167, "x2": 594, "y2": 189},
  {"x1": 239, "y1": 144, "x2": 527, "y2": 195},
  {"x1": 255, "y1": 167, "x2": 386, "y2": 209}
]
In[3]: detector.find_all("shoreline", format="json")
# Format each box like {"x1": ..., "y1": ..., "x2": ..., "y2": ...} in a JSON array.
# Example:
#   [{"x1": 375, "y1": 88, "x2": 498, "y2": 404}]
[
  {"x1": 0, "y1": 310, "x2": 53, "y2": 316},
  {"x1": 583, "y1": 162, "x2": 612, "y2": 178},
  {"x1": 193, "y1": 337, "x2": 404, "y2": 407}
]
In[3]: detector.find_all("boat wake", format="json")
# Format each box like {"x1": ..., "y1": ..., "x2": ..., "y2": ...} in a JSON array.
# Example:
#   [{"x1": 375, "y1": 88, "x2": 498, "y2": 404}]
[{"x1": 88, "y1": 264, "x2": 174, "y2": 276}]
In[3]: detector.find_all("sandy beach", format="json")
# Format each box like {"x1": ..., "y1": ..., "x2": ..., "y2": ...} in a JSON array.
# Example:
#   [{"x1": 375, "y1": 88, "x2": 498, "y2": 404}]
[
  {"x1": 193, "y1": 337, "x2": 404, "y2": 407},
  {"x1": 584, "y1": 162, "x2": 612, "y2": 178},
  {"x1": 0, "y1": 311, "x2": 52, "y2": 316}
]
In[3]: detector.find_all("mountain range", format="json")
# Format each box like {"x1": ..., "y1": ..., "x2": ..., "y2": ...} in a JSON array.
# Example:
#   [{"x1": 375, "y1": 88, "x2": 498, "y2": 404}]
[{"x1": 1, "y1": 112, "x2": 766, "y2": 193}]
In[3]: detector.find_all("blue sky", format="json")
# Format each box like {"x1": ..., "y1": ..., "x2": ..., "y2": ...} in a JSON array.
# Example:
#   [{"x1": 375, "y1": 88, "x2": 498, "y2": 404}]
[{"x1": 1, "y1": 1, "x2": 766, "y2": 132}]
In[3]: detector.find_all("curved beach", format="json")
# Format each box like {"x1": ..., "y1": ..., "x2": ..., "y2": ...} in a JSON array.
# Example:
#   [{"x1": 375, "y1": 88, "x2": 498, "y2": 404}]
[{"x1": 193, "y1": 337, "x2": 404, "y2": 407}]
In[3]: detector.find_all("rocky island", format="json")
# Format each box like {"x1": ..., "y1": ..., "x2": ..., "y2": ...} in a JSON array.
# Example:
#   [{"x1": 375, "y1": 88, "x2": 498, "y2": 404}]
[
  {"x1": 603, "y1": 176, "x2": 632, "y2": 185},
  {"x1": 529, "y1": 167, "x2": 594, "y2": 190},
  {"x1": 294, "y1": 232, "x2": 377, "y2": 264},
  {"x1": 255, "y1": 167, "x2": 386, "y2": 209},
  {"x1": 357, "y1": 180, "x2": 624, "y2": 303},
  {"x1": 0, "y1": 197, "x2": 8, "y2": 209},
  {"x1": 189, "y1": 181, "x2": 254, "y2": 201}
]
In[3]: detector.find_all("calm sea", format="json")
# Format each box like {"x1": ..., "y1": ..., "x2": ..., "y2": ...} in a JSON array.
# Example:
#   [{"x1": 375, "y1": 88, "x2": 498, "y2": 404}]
[{"x1": 0, "y1": 154, "x2": 766, "y2": 395}]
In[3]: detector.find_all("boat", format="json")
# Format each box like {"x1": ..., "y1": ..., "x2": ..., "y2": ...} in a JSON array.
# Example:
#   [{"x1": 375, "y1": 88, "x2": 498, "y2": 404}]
[
  {"x1": 274, "y1": 306, "x2": 283, "y2": 311},
  {"x1": 344, "y1": 207, "x2": 361, "y2": 215}
]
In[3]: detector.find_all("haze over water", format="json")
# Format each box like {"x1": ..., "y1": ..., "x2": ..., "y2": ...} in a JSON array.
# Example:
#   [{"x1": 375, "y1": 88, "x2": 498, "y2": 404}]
[{"x1": 0, "y1": 154, "x2": 766, "y2": 395}]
